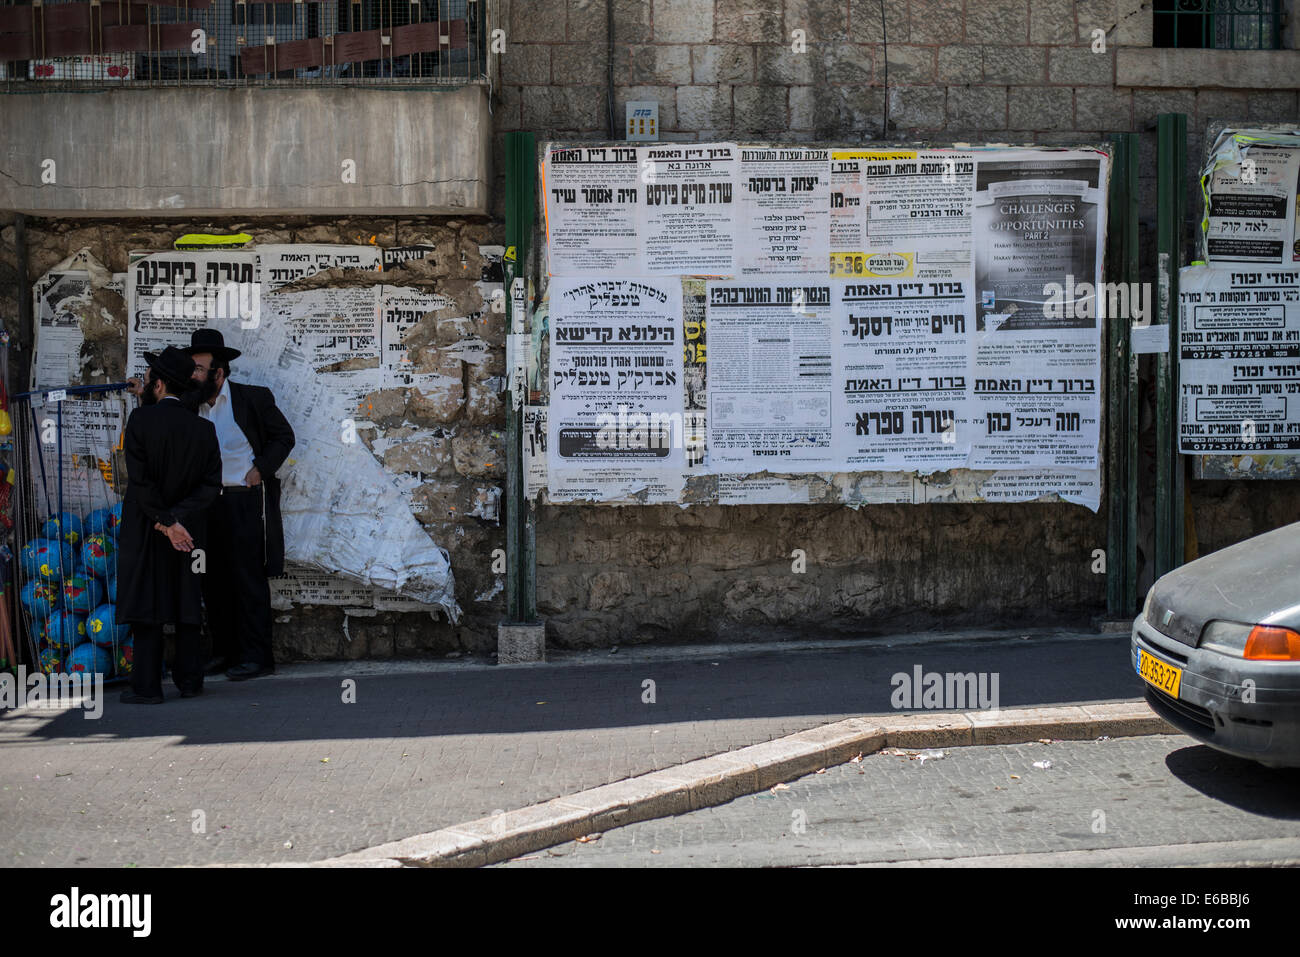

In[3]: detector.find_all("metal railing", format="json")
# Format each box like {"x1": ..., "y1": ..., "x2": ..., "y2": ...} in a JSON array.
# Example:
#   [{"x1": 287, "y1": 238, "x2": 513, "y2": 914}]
[
  {"x1": 1153, "y1": 0, "x2": 1282, "y2": 50},
  {"x1": 0, "y1": 0, "x2": 490, "y2": 88}
]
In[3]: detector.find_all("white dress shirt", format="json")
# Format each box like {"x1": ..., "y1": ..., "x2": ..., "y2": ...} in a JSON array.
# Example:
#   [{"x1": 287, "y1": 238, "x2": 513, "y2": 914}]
[{"x1": 199, "y1": 379, "x2": 257, "y2": 486}]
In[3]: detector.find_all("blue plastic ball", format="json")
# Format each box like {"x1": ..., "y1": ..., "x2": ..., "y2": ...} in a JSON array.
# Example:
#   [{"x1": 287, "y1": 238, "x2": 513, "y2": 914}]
[
  {"x1": 21, "y1": 538, "x2": 75, "y2": 582},
  {"x1": 45, "y1": 609, "x2": 89, "y2": 650},
  {"x1": 43, "y1": 512, "x2": 85, "y2": 548},
  {"x1": 81, "y1": 534, "x2": 117, "y2": 578},
  {"x1": 67, "y1": 642, "x2": 113, "y2": 676},
  {"x1": 20, "y1": 579, "x2": 60, "y2": 619},
  {"x1": 87, "y1": 603, "x2": 130, "y2": 648},
  {"x1": 61, "y1": 575, "x2": 104, "y2": 615},
  {"x1": 38, "y1": 646, "x2": 64, "y2": 674}
]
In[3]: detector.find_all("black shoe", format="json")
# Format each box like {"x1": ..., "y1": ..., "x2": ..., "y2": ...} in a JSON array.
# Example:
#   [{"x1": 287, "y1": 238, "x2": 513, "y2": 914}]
[
  {"x1": 178, "y1": 686, "x2": 203, "y2": 698},
  {"x1": 226, "y1": 662, "x2": 275, "y2": 681},
  {"x1": 203, "y1": 657, "x2": 233, "y2": 676},
  {"x1": 120, "y1": 691, "x2": 164, "y2": 704}
]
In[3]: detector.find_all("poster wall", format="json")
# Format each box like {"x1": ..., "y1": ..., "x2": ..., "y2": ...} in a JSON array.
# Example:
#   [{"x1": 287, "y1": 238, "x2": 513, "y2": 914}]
[{"x1": 539, "y1": 143, "x2": 1111, "y2": 510}]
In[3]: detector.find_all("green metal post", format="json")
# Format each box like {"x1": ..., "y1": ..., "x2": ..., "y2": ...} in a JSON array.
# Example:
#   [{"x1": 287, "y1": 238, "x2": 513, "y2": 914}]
[
  {"x1": 504, "y1": 131, "x2": 537, "y2": 623},
  {"x1": 1156, "y1": 114, "x2": 1187, "y2": 578},
  {"x1": 1106, "y1": 133, "x2": 1140, "y2": 617}
]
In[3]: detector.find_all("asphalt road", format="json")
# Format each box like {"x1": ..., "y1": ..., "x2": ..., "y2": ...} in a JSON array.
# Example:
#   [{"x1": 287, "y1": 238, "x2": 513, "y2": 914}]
[
  {"x1": 498, "y1": 733, "x2": 1300, "y2": 867},
  {"x1": 1, "y1": 630, "x2": 1144, "y2": 866}
]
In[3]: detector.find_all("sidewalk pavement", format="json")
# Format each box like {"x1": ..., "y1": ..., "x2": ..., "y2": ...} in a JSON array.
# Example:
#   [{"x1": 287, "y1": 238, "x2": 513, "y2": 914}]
[{"x1": 0, "y1": 628, "x2": 1155, "y2": 867}]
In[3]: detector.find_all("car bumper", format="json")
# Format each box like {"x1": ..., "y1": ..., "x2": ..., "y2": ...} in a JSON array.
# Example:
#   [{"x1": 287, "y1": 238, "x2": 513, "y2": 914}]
[{"x1": 1131, "y1": 615, "x2": 1300, "y2": 767}]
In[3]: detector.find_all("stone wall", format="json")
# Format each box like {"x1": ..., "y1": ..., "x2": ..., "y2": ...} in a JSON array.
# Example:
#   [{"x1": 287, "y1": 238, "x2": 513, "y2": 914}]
[
  {"x1": 491, "y1": 0, "x2": 1300, "y2": 642},
  {"x1": 0, "y1": 213, "x2": 510, "y2": 658}
]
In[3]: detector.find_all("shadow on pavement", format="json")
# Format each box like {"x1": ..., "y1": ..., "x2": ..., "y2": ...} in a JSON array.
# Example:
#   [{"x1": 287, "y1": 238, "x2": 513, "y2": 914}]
[
  {"x1": 11, "y1": 633, "x2": 1143, "y2": 747},
  {"x1": 1165, "y1": 745, "x2": 1300, "y2": 818}
]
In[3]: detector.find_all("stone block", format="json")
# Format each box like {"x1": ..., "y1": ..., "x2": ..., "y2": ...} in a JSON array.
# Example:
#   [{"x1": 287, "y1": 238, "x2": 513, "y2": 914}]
[
  {"x1": 357, "y1": 388, "x2": 408, "y2": 428},
  {"x1": 734, "y1": 85, "x2": 789, "y2": 132},
  {"x1": 654, "y1": 0, "x2": 713, "y2": 42},
  {"x1": 938, "y1": 45, "x2": 983, "y2": 84},
  {"x1": 717, "y1": 0, "x2": 782, "y2": 43},
  {"x1": 756, "y1": 45, "x2": 820, "y2": 85},
  {"x1": 1113, "y1": 0, "x2": 1152, "y2": 46},
  {"x1": 624, "y1": 44, "x2": 693, "y2": 85},
  {"x1": 1245, "y1": 90, "x2": 1299, "y2": 122},
  {"x1": 965, "y1": 0, "x2": 1027, "y2": 43},
  {"x1": 452, "y1": 428, "x2": 505, "y2": 478},
  {"x1": 677, "y1": 85, "x2": 734, "y2": 128},
  {"x1": 883, "y1": 44, "x2": 935, "y2": 83},
  {"x1": 1074, "y1": 0, "x2": 1116, "y2": 44},
  {"x1": 509, "y1": 0, "x2": 567, "y2": 43},
  {"x1": 947, "y1": 85, "x2": 1007, "y2": 129},
  {"x1": 889, "y1": 85, "x2": 946, "y2": 131},
  {"x1": 498, "y1": 620, "x2": 546, "y2": 663},
  {"x1": 1029, "y1": 0, "x2": 1075, "y2": 45},
  {"x1": 1048, "y1": 46, "x2": 1113, "y2": 86},
  {"x1": 522, "y1": 85, "x2": 605, "y2": 132},
  {"x1": 567, "y1": 0, "x2": 608, "y2": 42},
  {"x1": 1008, "y1": 85, "x2": 1073, "y2": 130},
  {"x1": 784, "y1": 0, "x2": 849, "y2": 39},
  {"x1": 824, "y1": 41, "x2": 873, "y2": 84},
  {"x1": 554, "y1": 49, "x2": 606, "y2": 85},
  {"x1": 1132, "y1": 89, "x2": 1196, "y2": 128},
  {"x1": 501, "y1": 44, "x2": 550, "y2": 84},
  {"x1": 408, "y1": 374, "x2": 465, "y2": 424},
  {"x1": 692, "y1": 45, "x2": 754, "y2": 84},
  {"x1": 983, "y1": 44, "x2": 1045, "y2": 84},
  {"x1": 612, "y1": 0, "x2": 653, "y2": 43},
  {"x1": 1074, "y1": 88, "x2": 1132, "y2": 132},
  {"x1": 849, "y1": 0, "x2": 909, "y2": 43},
  {"x1": 910, "y1": 0, "x2": 964, "y2": 45}
]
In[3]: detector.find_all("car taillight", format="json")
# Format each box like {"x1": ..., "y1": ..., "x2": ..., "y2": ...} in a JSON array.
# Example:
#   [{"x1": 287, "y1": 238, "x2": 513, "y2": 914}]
[{"x1": 1243, "y1": 626, "x2": 1300, "y2": 661}]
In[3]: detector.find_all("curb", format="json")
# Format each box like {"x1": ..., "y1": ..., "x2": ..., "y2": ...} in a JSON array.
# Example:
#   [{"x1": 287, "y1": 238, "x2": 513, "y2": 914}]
[{"x1": 313, "y1": 701, "x2": 1170, "y2": 868}]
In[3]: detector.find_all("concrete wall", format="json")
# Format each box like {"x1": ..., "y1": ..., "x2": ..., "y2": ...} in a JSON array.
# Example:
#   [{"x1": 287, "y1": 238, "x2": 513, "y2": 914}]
[{"x1": 0, "y1": 85, "x2": 493, "y2": 216}]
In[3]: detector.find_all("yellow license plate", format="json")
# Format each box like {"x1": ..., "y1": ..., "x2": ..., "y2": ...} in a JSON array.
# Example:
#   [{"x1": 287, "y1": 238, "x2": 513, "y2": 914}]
[{"x1": 1137, "y1": 649, "x2": 1182, "y2": 698}]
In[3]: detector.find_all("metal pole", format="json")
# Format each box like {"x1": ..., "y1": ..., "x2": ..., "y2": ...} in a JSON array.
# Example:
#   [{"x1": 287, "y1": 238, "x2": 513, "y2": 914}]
[
  {"x1": 503, "y1": 130, "x2": 536, "y2": 623},
  {"x1": 1155, "y1": 112, "x2": 1188, "y2": 578},
  {"x1": 1105, "y1": 132, "x2": 1140, "y2": 617}
]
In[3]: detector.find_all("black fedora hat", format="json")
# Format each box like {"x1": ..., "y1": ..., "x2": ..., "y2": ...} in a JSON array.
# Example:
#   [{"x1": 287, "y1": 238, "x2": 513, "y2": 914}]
[
  {"x1": 182, "y1": 328, "x2": 242, "y2": 362},
  {"x1": 143, "y1": 346, "x2": 198, "y2": 384}
]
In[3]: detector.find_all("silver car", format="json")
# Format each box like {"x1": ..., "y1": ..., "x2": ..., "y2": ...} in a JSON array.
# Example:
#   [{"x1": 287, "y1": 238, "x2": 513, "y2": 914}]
[{"x1": 1131, "y1": 519, "x2": 1300, "y2": 768}]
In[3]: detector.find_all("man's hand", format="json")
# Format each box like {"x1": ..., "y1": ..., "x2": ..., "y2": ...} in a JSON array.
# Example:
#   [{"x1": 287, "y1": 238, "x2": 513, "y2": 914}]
[
  {"x1": 164, "y1": 523, "x2": 194, "y2": 552},
  {"x1": 126, "y1": 377, "x2": 144, "y2": 397},
  {"x1": 244, "y1": 466, "x2": 262, "y2": 487}
]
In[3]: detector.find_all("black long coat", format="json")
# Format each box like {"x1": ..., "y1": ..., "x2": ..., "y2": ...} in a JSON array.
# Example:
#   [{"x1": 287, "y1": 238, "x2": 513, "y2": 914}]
[
  {"x1": 226, "y1": 381, "x2": 296, "y2": 576},
  {"x1": 117, "y1": 398, "x2": 222, "y2": 627}
]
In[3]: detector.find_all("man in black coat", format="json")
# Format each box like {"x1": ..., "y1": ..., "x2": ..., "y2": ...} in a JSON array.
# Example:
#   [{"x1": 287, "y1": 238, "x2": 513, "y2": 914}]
[
  {"x1": 118, "y1": 347, "x2": 222, "y2": 704},
  {"x1": 185, "y1": 329, "x2": 296, "y2": 681}
]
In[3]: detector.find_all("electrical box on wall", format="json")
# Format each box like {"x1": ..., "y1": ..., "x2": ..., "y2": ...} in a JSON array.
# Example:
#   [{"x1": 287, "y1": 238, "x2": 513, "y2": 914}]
[{"x1": 625, "y1": 101, "x2": 658, "y2": 141}]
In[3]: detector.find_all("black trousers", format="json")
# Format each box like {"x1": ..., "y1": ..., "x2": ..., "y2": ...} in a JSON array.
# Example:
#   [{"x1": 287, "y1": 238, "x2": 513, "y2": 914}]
[
  {"x1": 203, "y1": 486, "x2": 275, "y2": 668},
  {"x1": 133, "y1": 622, "x2": 203, "y2": 698}
]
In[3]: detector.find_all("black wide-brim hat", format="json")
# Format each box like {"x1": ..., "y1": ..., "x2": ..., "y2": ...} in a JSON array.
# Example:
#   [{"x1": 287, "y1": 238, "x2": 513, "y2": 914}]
[
  {"x1": 182, "y1": 328, "x2": 242, "y2": 362},
  {"x1": 143, "y1": 346, "x2": 198, "y2": 384}
]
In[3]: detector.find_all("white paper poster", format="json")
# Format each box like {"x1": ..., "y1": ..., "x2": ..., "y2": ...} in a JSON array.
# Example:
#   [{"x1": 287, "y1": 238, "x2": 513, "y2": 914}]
[
  {"x1": 544, "y1": 145, "x2": 642, "y2": 275},
  {"x1": 833, "y1": 149, "x2": 974, "y2": 281},
  {"x1": 968, "y1": 151, "x2": 1107, "y2": 469},
  {"x1": 548, "y1": 277, "x2": 685, "y2": 495},
  {"x1": 32, "y1": 271, "x2": 91, "y2": 390},
  {"x1": 833, "y1": 278, "x2": 973, "y2": 471},
  {"x1": 737, "y1": 147, "x2": 831, "y2": 275},
  {"x1": 257, "y1": 244, "x2": 382, "y2": 293},
  {"x1": 1178, "y1": 263, "x2": 1300, "y2": 453},
  {"x1": 706, "y1": 279, "x2": 836, "y2": 471},
  {"x1": 1205, "y1": 146, "x2": 1300, "y2": 266},
  {"x1": 640, "y1": 144, "x2": 739, "y2": 275}
]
